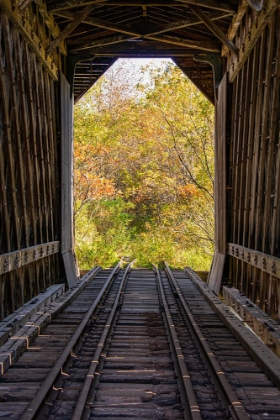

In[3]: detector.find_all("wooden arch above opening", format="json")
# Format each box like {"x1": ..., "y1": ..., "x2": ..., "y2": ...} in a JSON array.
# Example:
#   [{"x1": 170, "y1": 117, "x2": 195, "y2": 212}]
[{"x1": 40, "y1": 0, "x2": 243, "y2": 102}]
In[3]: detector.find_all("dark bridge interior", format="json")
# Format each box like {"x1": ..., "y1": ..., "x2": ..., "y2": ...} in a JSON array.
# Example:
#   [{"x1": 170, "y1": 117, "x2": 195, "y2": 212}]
[
  {"x1": 50, "y1": 0, "x2": 239, "y2": 101},
  {"x1": 1, "y1": 1, "x2": 280, "y2": 417},
  {"x1": 0, "y1": 0, "x2": 280, "y2": 326}
]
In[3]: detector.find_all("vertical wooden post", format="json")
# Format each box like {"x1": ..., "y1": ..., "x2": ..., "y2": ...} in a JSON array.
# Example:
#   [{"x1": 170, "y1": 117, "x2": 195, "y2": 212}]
[
  {"x1": 207, "y1": 73, "x2": 227, "y2": 294},
  {"x1": 60, "y1": 72, "x2": 79, "y2": 288}
]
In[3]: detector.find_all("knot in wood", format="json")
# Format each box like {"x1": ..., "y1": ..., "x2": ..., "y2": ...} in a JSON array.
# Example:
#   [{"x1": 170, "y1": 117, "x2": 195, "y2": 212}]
[{"x1": 14, "y1": 255, "x2": 19, "y2": 268}]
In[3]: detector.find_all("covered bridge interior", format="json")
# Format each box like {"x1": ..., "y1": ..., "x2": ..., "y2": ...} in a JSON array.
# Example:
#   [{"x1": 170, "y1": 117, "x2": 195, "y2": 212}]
[{"x1": 1, "y1": 0, "x2": 280, "y2": 325}]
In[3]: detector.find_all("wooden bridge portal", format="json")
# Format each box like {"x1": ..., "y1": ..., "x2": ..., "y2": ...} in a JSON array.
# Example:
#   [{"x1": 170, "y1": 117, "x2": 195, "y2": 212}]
[{"x1": 0, "y1": 0, "x2": 280, "y2": 324}]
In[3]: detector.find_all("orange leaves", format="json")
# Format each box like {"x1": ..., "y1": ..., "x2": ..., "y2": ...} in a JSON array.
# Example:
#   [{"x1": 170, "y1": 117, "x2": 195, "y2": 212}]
[
  {"x1": 177, "y1": 184, "x2": 198, "y2": 198},
  {"x1": 74, "y1": 142, "x2": 116, "y2": 203}
]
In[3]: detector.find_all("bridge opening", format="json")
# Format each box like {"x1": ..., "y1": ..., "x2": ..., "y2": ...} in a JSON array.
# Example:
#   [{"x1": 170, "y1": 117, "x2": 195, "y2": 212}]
[{"x1": 73, "y1": 58, "x2": 214, "y2": 272}]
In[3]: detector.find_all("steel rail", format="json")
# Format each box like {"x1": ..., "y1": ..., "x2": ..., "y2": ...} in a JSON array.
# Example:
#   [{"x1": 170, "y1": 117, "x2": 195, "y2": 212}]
[
  {"x1": 153, "y1": 265, "x2": 202, "y2": 420},
  {"x1": 71, "y1": 261, "x2": 133, "y2": 420},
  {"x1": 164, "y1": 263, "x2": 250, "y2": 420},
  {"x1": 21, "y1": 261, "x2": 122, "y2": 420}
]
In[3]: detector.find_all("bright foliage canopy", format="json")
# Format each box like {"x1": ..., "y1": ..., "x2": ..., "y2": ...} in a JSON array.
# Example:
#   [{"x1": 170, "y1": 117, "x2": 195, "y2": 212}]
[{"x1": 74, "y1": 60, "x2": 214, "y2": 270}]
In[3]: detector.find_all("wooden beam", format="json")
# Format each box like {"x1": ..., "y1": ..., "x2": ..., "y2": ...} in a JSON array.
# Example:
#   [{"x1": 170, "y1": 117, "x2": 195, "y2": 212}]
[
  {"x1": 0, "y1": 242, "x2": 60, "y2": 275},
  {"x1": 73, "y1": 34, "x2": 220, "y2": 52},
  {"x1": 223, "y1": 286, "x2": 280, "y2": 357},
  {"x1": 54, "y1": 11, "x2": 138, "y2": 37},
  {"x1": 190, "y1": 5, "x2": 239, "y2": 55},
  {"x1": 175, "y1": 0, "x2": 236, "y2": 12},
  {"x1": 222, "y1": 0, "x2": 247, "y2": 57},
  {"x1": 155, "y1": 33, "x2": 219, "y2": 51},
  {"x1": 56, "y1": 11, "x2": 220, "y2": 52},
  {"x1": 147, "y1": 11, "x2": 233, "y2": 36},
  {"x1": 16, "y1": 0, "x2": 67, "y2": 54},
  {"x1": 229, "y1": 0, "x2": 280, "y2": 82},
  {"x1": 34, "y1": 0, "x2": 67, "y2": 55},
  {"x1": 17, "y1": 0, "x2": 32, "y2": 11},
  {"x1": 69, "y1": 15, "x2": 230, "y2": 52},
  {"x1": 60, "y1": 73, "x2": 79, "y2": 288},
  {"x1": 49, "y1": 0, "x2": 236, "y2": 13},
  {"x1": 0, "y1": 0, "x2": 58, "y2": 79},
  {"x1": 228, "y1": 243, "x2": 280, "y2": 279},
  {"x1": 46, "y1": 4, "x2": 95, "y2": 55},
  {"x1": 71, "y1": 34, "x2": 132, "y2": 50},
  {"x1": 72, "y1": 49, "x2": 196, "y2": 56},
  {"x1": 207, "y1": 73, "x2": 227, "y2": 294}
]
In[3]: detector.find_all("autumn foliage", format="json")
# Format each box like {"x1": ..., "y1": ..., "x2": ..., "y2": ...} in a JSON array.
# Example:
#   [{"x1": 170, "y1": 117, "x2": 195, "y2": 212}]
[{"x1": 74, "y1": 60, "x2": 214, "y2": 270}]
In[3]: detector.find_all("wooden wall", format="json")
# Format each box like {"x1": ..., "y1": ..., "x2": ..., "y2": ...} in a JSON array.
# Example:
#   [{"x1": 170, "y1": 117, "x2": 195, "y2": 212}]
[
  {"x1": 0, "y1": 9, "x2": 61, "y2": 320},
  {"x1": 227, "y1": 7, "x2": 280, "y2": 320}
]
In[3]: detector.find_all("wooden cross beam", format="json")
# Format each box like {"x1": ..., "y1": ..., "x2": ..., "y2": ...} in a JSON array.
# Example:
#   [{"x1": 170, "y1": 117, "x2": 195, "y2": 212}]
[
  {"x1": 190, "y1": 5, "x2": 239, "y2": 55},
  {"x1": 55, "y1": 11, "x2": 220, "y2": 53},
  {"x1": 222, "y1": 0, "x2": 247, "y2": 57},
  {"x1": 46, "y1": 4, "x2": 96, "y2": 55},
  {"x1": 17, "y1": 0, "x2": 32, "y2": 12},
  {"x1": 71, "y1": 33, "x2": 219, "y2": 52},
  {"x1": 146, "y1": 11, "x2": 233, "y2": 36},
  {"x1": 48, "y1": 0, "x2": 236, "y2": 13}
]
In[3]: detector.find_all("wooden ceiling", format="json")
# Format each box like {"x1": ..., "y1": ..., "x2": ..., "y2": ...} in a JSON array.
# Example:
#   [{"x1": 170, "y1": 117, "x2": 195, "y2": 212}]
[{"x1": 45, "y1": 0, "x2": 241, "y2": 101}]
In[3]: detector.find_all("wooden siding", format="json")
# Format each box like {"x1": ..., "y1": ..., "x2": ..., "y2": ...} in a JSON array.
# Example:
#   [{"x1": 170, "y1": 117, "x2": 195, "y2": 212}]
[
  {"x1": 0, "y1": 10, "x2": 61, "y2": 320},
  {"x1": 228, "y1": 8, "x2": 280, "y2": 320}
]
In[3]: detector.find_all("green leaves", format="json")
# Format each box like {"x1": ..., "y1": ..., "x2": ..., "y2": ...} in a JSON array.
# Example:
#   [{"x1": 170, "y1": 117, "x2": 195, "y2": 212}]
[{"x1": 74, "y1": 60, "x2": 214, "y2": 270}]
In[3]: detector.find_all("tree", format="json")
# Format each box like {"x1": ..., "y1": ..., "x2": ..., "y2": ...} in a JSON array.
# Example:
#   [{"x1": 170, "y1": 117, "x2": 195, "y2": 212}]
[{"x1": 74, "y1": 60, "x2": 214, "y2": 270}]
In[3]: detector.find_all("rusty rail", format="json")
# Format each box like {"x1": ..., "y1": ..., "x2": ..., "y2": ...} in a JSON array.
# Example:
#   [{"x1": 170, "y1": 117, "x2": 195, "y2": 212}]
[
  {"x1": 154, "y1": 265, "x2": 201, "y2": 420},
  {"x1": 164, "y1": 263, "x2": 249, "y2": 420},
  {"x1": 72, "y1": 261, "x2": 133, "y2": 420},
  {"x1": 20, "y1": 260, "x2": 122, "y2": 420}
]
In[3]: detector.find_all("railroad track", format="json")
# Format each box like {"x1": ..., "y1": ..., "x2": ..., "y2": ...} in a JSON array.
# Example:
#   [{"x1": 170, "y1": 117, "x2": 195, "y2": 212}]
[{"x1": 0, "y1": 263, "x2": 280, "y2": 419}]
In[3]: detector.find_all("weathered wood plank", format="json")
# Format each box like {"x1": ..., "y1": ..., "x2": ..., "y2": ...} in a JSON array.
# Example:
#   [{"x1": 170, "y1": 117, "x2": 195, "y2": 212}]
[
  {"x1": 222, "y1": 0, "x2": 248, "y2": 56},
  {"x1": 49, "y1": 0, "x2": 236, "y2": 13},
  {"x1": 0, "y1": 14, "x2": 21, "y2": 250},
  {"x1": 207, "y1": 73, "x2": 227, "y2": 294},
  {"x1": 0, "y1": 283, "x2": 65, "y2": 347},
  {"x1": 13, "y1": 30, "x2": 37, "y2": 245},
  {"x1": 228, "y1": 243, "x2": 280, "y2": 279},
  {"x1": 33, "y1": 0, "x2": 67, "y2": 55},
  {"x1": 4, "y1": 16, "x2": 30, "y2": 249},
  {"x1": 55, "y1": 10, "x2": 220, "y2": 53},
  {"x1": 228, "y1": 0, "x2": 280, "y2": 82},
  {"x1": 0, "y1": 242, "x2": 60, "y2": 275},
  {"x1": 223, "y1": 286, "x2": 280, "y2": 356},
  {"x1": 238, "y1": 55, "x2": 252, "y2": 293},
  {"x1": 60, "y1": 73, "x2": 78, "y2": 288},
  {"x1": 242, "y1": 46, "x2": 258, "y2": 298},
  {"x1": 24, "y1": 43, "x2": 43, "y2": 244},
  {"x1": 33, "y1": 56, "x2": 49, "y2": 244},
  {"x1": 0, "y1": 0, "x2": 58, "y2": 79},
  {"x1": 0, "y1": 18, "x2": 11, "y2": 253},
  {"x1": 46, "y1": 4, "x2": 95, "y2": 55},
  {"x1": 190, "y1": 5, "x2": 239, "y2": 55}
]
